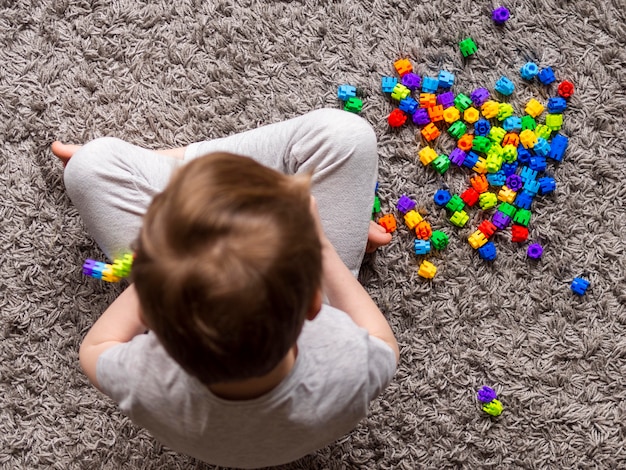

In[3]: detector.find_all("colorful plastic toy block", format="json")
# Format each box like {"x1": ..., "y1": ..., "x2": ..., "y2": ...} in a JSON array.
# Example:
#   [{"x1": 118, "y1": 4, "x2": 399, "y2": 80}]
[
  {"x1": 486, "y1": 171, "x2": 506, "y2": 186},
  {"x1": 558, "y1": 80, "x2": 575, "y2": 98},
  {"x1": 571, "y1": 277, "x2": 590, "y2": 295},
  {"x1": 481, "y1": 100, "x2": 500, "y2": 119},
  {"x1": 448, "y1": 121, "x2": 467, "y2": 139},
  {"x1": 538, "y1": 66, "x2": 556, "y2": 85},
  {"x1": 431, "y1": 154, "x2": 450, "y2": 174},
  {"x1": 482, "y1": 399, "x2": 503, "y2": 416},
  {"x1": 474, "y1": 119, "x2": 491, "y2": 136},
  {"x1": 535, "y1": 124, "x2": 552, "y2": 140},
  {"x1": 519, "y1": 129, "x2": 538, "y2": 149},
  {"x1": 525, "y1": 98, "x2": 544, "y2": 118},
  {"x1": 533, "y1": 138, "x2": 550, "y2": 157},
  {"x1": 521, "y1": 115, "x2": 537, "y2": 131},
  {"x1": 437, "y1": 91, "x2": 456, "y2": 108},
  {"x1": 430, "y1": 231, "x2": 449, "y2": 250},
  {"x1": 404, "y1": 210, "x2": 423, "y2": 230},
  {"x1": 492, "y1": 6, "x2": 510, "y2": 24},
  {"x1": 422, "y1": 76, "x2": 439, "y2": 93},
  {"x1": 520, "y1": 62, "x2": 539, "y2": 80},
  {"x1": 539, "y1": 176, "x2": 556, "y2": 194},
  {"x1": 337, "y1": 84, "x2": 357, "y2": 101},
  {"x1": 478, "y1": 241, "x2": 497, "y2": 261},
  {"x1": 428, "y1": 104, "x2": 445, "y2": 122},
  {"x1": 421, "y1": 123, "x2": 441, "y2": 141},
  {"x1": 477, "y1": 220, "x2": 497, "y2": 238},
  {"x1": 391, "y1": 83, "x2": 411, "y2": 101},
  {"x1": 397, "y1": 195, "x2": 417, "y2": 213},
  {"x1": 519, "y1": 166, "x2": 538, "y2": 183},
  {"x1": 523, "y1": 179, "x2": 541, "y2": 196},
  {"x1": 477, "y1": 386, "x2": 498, "y2": 403},
  {"x1": 468, "y1": 230, "x2": 489, "y2": 249},
  {"x1": 488, "y1": 126, "x2": 506, "y2": 144},
  {"x1": 415, "y1": 220, "x2": 433, "y2": 240},
  {"x1": 433, "y1": 189, "x2": 452, "y2": 206},
  {"x1": 418, "y1": 260, "x2": 437, "y2": 279},
  {"x1": 449, "y1": 147, "x2": 467, "y2": 166},
  {"x1": 443, "y1": 106, "x2": 461, "y2": 124},
  {"x1": 479, "y1": 192, "x2": 498, "y2": 210},
  {"x1": 445, "y1": 194, "x2": 465, "y2": 212},
  {"x1": 470, "y1": 174, "x2": 489, "y2": 193},
  {"x1": 419, "y1": 146, "x2": 438, "y2": 166},
  {"x1": 343, "y1": 97, "x2": 363, "y2": 113},
  {"x1": 457, "y1": 134, "x2": 474, "y2": 151},
  {"x1": 462, "y1": 151, "x2": 480, "y2": 169},
  {"x1": 505, "y1": 174, "x2": 523, "y2": 192},
  {"x1": 454, "y1": 93, "x2": 473, "y2": 111},
  {"x1": 472, "y1": 135, "x2": 492, "y2": 153},
  {"x1": 529, "y1": 156, "x2": 547, "y2": 172},
  {"x1": 459, "y1": 37, "x2": 477, "y2": 57},
  {"x1": 378, "y1": 214, "x2": 397, "y2": 233},
  {"x1": 498, "y1": 186, "x2": 517, "y2": 204},
  {"x1": 412, "y1": 108, "x2": 431, "y2": 126},
  {"x1": 545, "y1": 113, "x2": 563, "y2": 131},
  {"x1": 461, "y1": 187, "x2": 480, "y2": 207},
  {"x1": 511, "y1": 224, "x2": 529, "y2": 242},
  {"x1": 503, "y1": 116, "x2": 522, "y2": 132},
  {"x1": 394, "y1": 58, "x2": 413, "y2": 77},
  {"x1": 471, "y1": 87, "x2": 490, "y2": 107},
  {"x1": 492, "y1": 211, "x2": 511, "y2": 230},
  {"x1": 450, "y1": 210, "x2": 469, "y2": 227},
  {"x1": 497, "y1": 103, "x2": 514, "y2": 121},
  {"x1": 495, "y1": 76, "x2": 515, "y2": 95},
  {"x1": 401, "y1": 72, "x2": 422, "y2": 90},
  {"x1": 399, "y1": 97, "x2": 418, "y2": 115},
  {"x1": 413, "y1": 239, "x2": 431, "y2": 255},
  {"x1": 464, "y1": 107, "x2": 480, "y2": 124},
  {"x1": 527, "y1": 243, "x2": 543, "y2": 259},
  {"x1": 513, "y1": 208, "x2": 531, "y2": 226},
  {"x1": 438, "y1": 70, "x2": 455, "y2": 89},
  {"x1": 547, "y1": 97, "x2": 567, "y2": 114},
  {"x1": 419, "y1": 92, "x2": 437, "y2": 108},
  {"x1": 388, "y1": 108, "x2": 407, "y2": 127},
  {"x1": 381, "y1": 76, "x2": 398, "y2": 93}
]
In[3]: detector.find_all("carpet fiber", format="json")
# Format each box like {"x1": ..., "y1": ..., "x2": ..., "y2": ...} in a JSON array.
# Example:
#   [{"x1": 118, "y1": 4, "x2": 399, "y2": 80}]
[{"x1": 1, "y1": 0, "x2": 625, "y2": 468}]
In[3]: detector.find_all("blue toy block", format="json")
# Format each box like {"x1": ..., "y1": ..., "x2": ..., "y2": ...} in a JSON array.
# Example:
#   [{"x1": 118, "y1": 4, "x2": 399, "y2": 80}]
[
  {"x1": 438, "y1": 70, "x2": 455, "y2": 89},
  {"x1": 501, "y1": 161, "x2": 519, "y2": 177},
  {"x1": 474, "y1": 119, "x2": 491, "y2": 136},
  {"x1": 519, "y1": 166, "x2": 538, "y2": 183},
  {"x1": 471, "y1": 87, "x2": 490, "y2": 106},
  {"x1": 538, "y1": 66, "x2": 556, "y2": 85},
  {"x1": 503, "y1": 116, "x2": 522, "y2": 132},
  {"x1": 478, "y1": 241, "x2": 497, "y2": 261},
  {"x1": 433, "y1": 189, "x2": 452, "y2": 206},
  {"x1": 523, "y1": 179, "x2": 541, "y2": 196},
  {"x1": 437, "y1": 91, "x2": 455, "y2": 108},
  {"x1": 547, "y1": 97, "x2": 567, "y2": 114},
  {"x1": 399, "y1": 97, "x2": 419, "y2": 114},
  {"x1": 539, "y1": 176, "x2": 556, "y2": 194},
  {"x1": 401, "y1": 72, "x2": 422, "y2": 90},
  {"x1": 514, "y1": 191, "x2": 534, "y2": 210},
  {"x1": 91, "y1": 261, "x2": 106, "y2": 280},
  {"x1": 414, "y1": 239, "x2": 431, "y2": 255},
  {"x1": 520, "y1": 62, "x2": 539, "y2": 80},
  {"x1": 462, "y1": 151, "x2": 480, "y2": 169},
  {"x1": 529, "y1": 156, "x2": 547, "y2": 172},
  {"x1": 533, "y1": 138, "x2": 551, "y2": 157},
  {"x1": 495, "y1": 76, "x2": 515, "y2": 95},
  {"x1": 517, "y1": 146, "x2": 532, "y2": 164},
  {"x1": 381, "y1": 76, "x2": 398, "y2": 93},
  {"x1": 337, "y1": 84, "x2": 357, "y2": 101},
  {"x1": 548, "y1": 133, "x2": 569, "y2": 161},
  {"x1": 571, "y1": 277, "x2": 590, "y2": 295},
  {"x1": 486, "y1": 171, "x2": 506, "y2": 186},
  {"x1": 422, "y1": 76, "x2": 439, "y2": 93}
]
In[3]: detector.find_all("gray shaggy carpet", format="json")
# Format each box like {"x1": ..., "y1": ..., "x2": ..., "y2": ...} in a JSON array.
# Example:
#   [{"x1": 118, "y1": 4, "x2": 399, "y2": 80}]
[{"x1": 1, "y1": 0, "x2": 625, "y2": 468}]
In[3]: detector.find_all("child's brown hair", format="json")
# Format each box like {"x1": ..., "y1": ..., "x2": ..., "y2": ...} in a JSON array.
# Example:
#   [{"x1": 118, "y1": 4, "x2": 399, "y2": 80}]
[{"x1": 132, "y1": 153, "x2": 322, "y2": 385}]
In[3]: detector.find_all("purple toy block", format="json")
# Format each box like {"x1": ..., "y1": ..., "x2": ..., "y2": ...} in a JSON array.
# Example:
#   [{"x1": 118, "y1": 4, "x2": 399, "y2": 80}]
[
  {"x1": 477, "y1": 386, "x2": 498, "y2": 403},
  {"x1": 397, "y1": 195, "x2": 417, "y2": 213},
  {"x1": 470, "y1": 87, "x2": 490, "y2": 106},
  {"x1": 449, "y1": 147, "x2": 467, "y2": 166},
  {"x1": 506, "y1": 174, "x2": 523, "y2": 191},
  {"x1": 412, "y1": 108, "x2": 431, "y2": 126},
  {"x1": 437, "y1": 91, "x2": 455, "y2": 109},
  {"x1": 401, "y1": 72, "x2": 422, "y2": 90},
  {"x1": 492, "y1": 7, "x2": 510, "y2": 25},
  {"x1": 527, "y1": 243, "x2": 543, "y2": 259},
  {"x1": 492, "y1": 211, "x2": 511, "y2": 229}
]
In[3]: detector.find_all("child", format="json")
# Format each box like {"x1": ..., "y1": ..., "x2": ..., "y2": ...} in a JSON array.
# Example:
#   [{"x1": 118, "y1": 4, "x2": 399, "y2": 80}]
[{"x1": 53, "y1": 108, "x2": 399, "y2": 468}]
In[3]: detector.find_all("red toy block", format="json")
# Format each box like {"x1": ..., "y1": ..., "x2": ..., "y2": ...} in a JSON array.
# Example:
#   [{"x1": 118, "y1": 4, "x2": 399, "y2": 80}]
[
  {"x1": 477, "y1": 220, "x2": 497, "y2": 238},
  {"x1": 511, "y1": 224, "x2": 529, "y2": 242},
  {"x1": 557, "y1": 80, "x2": 574, "y2": 98},
  {"x1": 388, "y1": 108, "x2": 407, "y2": 127},
  {"x1": 377, "y1": 213, "x2": 397, "y2": 233},
  {"x1": 461, "y1": 187, "x2": 480, "y2": 207}
]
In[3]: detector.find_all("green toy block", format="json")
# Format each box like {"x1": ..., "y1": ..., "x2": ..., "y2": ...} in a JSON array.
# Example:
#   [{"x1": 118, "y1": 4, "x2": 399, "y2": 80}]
[
  {"x1": 445, "y1": 194, "x2": 465, "y2": 212},
  {"x1": 513, "y1": 208, "x2": 531, "y2": 226},
  {"x1": 431, "y1": 154, "x2": 450, "y2": 174},
  {"x1": 448, "y1": 121, "x2": 467, "y2": 140},
  {"x1": 450, "y1": 210, "x2": 469, "y2": 227},
  {"x1": 459, "y1": 38, "x2": 477, "y2": 57},
  {"x1": 343, "y1": 97, "x2": 363, "y2": 113},
  {"x1": 430, "y1": 230, "x2": 449, "y2": 250},
  {"x1": 521, "y1": 115, "x2": 537, "y2": 131},
  {"x1": 498, "y1": 202, "x2": 517, "y2": 218}
]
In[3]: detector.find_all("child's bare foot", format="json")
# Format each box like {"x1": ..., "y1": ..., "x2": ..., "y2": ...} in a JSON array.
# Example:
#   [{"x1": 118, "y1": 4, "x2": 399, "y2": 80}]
[
  {"x1": 51, "y1": 141, "x2": 82, "y2": 166},
  {"x1": 366, "y1": 220, "x2": 392, "y2": 253}
]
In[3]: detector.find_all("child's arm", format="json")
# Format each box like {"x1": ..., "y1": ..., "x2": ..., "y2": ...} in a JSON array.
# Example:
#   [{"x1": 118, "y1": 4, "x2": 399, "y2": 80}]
[
  {"x1": 79, "y1": 284, "x2": 147, "y2": 391},
  {"x1": 311, "y1": 198, "x2": 400, "y2": 363}
]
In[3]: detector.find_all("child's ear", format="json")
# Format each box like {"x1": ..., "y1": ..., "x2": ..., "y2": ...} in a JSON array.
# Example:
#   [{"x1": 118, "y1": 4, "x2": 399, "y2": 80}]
[{"x1": 306, "y1": 288, "x2": 323, "y2": 321}]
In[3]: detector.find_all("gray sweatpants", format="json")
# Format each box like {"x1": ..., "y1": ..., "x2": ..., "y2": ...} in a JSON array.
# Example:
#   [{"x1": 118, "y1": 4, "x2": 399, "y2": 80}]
[{"x1": 64, "y1": 108, "x2": 378, "y2": 274}]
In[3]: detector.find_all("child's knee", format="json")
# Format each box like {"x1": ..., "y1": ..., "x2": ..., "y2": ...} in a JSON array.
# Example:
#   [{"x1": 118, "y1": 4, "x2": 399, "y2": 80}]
[
  {"x1": 309, "y1": 108, "x2": 378, "y2": 162},
  {"x1": 63, "y1": 137, "x2": 124, "y2": 200}
]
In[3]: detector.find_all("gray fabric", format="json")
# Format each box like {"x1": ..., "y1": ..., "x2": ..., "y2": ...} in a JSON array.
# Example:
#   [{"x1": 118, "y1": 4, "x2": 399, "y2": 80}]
[
  {"x1": 96, "y1": 305, "x2": 397, "y2": 469},
  {"x1": 2, "y1": 0, "x2": 626, "y2": 468}
]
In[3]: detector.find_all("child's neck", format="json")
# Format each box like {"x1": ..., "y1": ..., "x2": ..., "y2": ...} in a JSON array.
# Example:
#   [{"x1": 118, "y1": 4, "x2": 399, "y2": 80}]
[{"x1": 208, "y1": 345, "x2": 297, "y2": 400}]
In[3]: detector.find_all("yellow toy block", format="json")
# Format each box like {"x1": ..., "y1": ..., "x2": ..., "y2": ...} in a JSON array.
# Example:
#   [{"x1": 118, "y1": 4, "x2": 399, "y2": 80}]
[
  {"x1": 404, "y1": 210, "x2": 423, "y2": 230},
  {"x1": 525, "y1": 98, "x2": 544, "y2": 118},
  {"x1": 519, "y1": 129, "x2": 538, "y2": 149},
  {"x1": 443, "y1": 106, "x2": 460, "y2": 123},
  {"x1": 418, "y1": 260, "x2": 437, "y2": 279},
  {"x1": 481, "y1": 100, "x2": 500, "y2": 119},
  {"x1": 498, "y1": 186, "x2": 517, "y2": 203},
  {"x1": 463, "y1": 107, "x2": 480, "y2": 124},
  {"x1": 418, "y1": 146, "x2": 438, "y2": 165},
  {"x1": 468, "y1": 230, "x2": 489, "y2": 249}
]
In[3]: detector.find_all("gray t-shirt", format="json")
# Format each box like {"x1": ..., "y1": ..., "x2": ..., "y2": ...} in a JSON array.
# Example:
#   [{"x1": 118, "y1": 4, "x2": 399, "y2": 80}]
[{"x1": 97, "y1": 304, "x2": 397, "y2": 468}]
